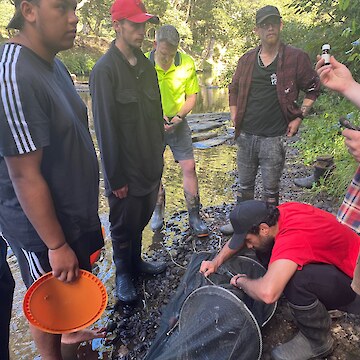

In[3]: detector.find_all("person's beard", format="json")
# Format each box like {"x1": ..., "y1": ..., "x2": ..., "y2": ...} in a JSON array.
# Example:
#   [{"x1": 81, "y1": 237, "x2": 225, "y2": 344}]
[
  {"x1": 257, "y1": 236, "x2": 275, "y2": 253},
  {"x1": 255, "y1": 236, "x2": 275, "y2": 268}
]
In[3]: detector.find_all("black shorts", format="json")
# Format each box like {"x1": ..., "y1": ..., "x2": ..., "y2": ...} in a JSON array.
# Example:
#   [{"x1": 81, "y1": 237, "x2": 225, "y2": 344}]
[{"x1": 5, "y1": 230, "x2": 104, "y2": 288}]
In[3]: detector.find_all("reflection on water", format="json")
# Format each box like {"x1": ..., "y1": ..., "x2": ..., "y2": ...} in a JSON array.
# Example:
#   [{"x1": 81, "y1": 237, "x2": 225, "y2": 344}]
[
  {"x1": 193, "y1": 86, "x2": 229, "y2": 114},
  {"x1": 9, "y1": 87, "x2": 235, "y2": 360}
]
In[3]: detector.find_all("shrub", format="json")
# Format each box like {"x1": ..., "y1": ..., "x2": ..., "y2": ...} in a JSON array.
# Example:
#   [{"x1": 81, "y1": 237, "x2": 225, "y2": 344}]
[{"x1": 294, "y1": 92, "x2": 360, "y2": 206}]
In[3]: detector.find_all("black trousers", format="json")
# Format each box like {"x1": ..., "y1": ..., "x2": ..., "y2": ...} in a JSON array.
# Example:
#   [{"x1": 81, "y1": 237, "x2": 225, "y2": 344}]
[
  {"x1": 0, "y1": 237, "x2": 15, "y2": 360},
  {"x1": 108, "y1": 187, "x2": 159, "y2": 248},
  {"x1": 283, "y1": 263, "x2": 357, "y2": 310}
]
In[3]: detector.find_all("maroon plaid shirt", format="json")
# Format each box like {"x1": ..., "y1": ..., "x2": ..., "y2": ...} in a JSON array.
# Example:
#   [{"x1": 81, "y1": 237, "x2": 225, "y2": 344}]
[
  {"x1": 229, "y1": 43, "x2": 320, "y2": 138},
  {"x1": 338, "y1": 166, "x2": 360, "y2": 295},
  {"x1": 337, "y1": 165, "x2": 360, "y2": 234}
]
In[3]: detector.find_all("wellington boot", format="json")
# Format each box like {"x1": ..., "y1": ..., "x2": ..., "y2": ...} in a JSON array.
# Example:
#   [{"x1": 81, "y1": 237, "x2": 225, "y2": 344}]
[
  {"x1": 271, "y1": 332, "x2": 333, "y2": 360},
  {"x1": 151, "y1": 187, "x2": 165, "y2": 232},
  {"x1": 219, "y1": 192, "x2": 254, "y2": 235},
  {"x1": 132, "y1": 234, "x2": 167, "y2": 275},
  {"x1": 135, "y1": 259, "x2": 167, "y2": 275},
  {"x1": 115, "y1": 273, "x2": 138, "y2": 304},
  {"x1": 294, "y1": 155, "x2": 335, "y2": 189},
  {"x1": 112, "y1": 240, "x2": 138, "y2": 304},
  {"x1": 185, "y1": 192, "x2": 209, "y2": 237},
  {"x1": 271, "y1": 300, "x2": 333, "y2": 360}
]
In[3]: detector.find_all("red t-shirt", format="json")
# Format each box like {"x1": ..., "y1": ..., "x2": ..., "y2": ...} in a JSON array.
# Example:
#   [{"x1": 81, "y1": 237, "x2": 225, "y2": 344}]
[{"x1": 269, "y1": 202, "x2": 360, "y2": 278}]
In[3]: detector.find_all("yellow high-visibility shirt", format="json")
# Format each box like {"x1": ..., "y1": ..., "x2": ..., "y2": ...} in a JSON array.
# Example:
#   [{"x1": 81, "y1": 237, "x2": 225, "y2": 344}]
[{"x1": 145, "y1": 51, "x2": 200, "y2": 117}]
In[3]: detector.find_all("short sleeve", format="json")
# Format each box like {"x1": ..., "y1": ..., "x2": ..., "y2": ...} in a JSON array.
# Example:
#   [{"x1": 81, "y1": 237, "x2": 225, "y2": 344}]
[
  {"x1": 270, "y1": 232, "x2": 312, "y2": 269},
  {"x1": 0, "y1": 44, "x2": 50, "y2": 156}
]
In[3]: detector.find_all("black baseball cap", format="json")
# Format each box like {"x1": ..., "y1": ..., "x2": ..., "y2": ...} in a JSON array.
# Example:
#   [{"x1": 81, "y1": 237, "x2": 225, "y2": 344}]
[
  {"x1": 7, "y1": 0, "x2": 24, "y2": 30},
  {"x1": 256, "y1": 5, "x2": 281, "y2": 24},
  {"x1": 229, "y1": 200, "x2": 270, "y2": 250}
]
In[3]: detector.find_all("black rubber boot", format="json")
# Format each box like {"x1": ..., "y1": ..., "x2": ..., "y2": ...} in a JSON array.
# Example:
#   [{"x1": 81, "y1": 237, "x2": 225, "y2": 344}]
[
  {"x1": 219, "y1": 191, "x2": 254, "y2": 235},
  {"x1": 294, "y1": 155, "x2": 335, "y2": 189},
  {"x1": 150, "y1": 186, "x2": 165, "y2": 232},
  {"x1": 132, "y1": 235, "x2": 167, "y2": 275},
  {"x1": 112, "y1": 240, "x2": 138, "y2": 304},
  {"x1": 184, "y1": 192, "x2": 209, "y2": 237},
  {"x1": 271, "y1": 300, "x2": 334, "y2": 360}
]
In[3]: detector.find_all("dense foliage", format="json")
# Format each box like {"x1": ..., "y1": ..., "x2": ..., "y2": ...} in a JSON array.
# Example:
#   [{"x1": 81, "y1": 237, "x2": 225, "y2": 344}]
[{"x1": 295, "y1": 94, "x2": 360, "y2": 205}]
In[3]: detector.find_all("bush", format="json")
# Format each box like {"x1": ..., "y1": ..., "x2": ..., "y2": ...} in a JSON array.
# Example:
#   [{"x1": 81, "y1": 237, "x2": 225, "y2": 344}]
[
  {"x1": 58, "y1": 47, "x2": 101, "y2": 76},
  {"x1": 294, "y1": 92, "x2": 360, "y2": 205},
  {"x1": 58, "y1": 36, "x2": 107, "y2": 76}
]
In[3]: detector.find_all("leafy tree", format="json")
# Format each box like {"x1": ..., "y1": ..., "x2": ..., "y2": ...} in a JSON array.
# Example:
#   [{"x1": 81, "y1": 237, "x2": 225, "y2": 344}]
[{"x1": 288, "y1": 0, "x2": 360, "y2": 78}]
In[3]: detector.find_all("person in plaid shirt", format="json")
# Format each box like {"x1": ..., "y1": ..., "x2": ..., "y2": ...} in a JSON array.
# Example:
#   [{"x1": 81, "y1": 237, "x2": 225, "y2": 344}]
[
  {"x1": 220, "y1": 5, "x2": 320, "y2": 235},
  {"x1": 316, "y1": 55, "x2": 360, "y2": 295}
]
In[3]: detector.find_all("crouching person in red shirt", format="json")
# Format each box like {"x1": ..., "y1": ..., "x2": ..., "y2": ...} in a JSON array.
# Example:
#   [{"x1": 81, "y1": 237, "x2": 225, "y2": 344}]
[{"x1": 200, "y1": 200, "x2": 360, "y2": 360}]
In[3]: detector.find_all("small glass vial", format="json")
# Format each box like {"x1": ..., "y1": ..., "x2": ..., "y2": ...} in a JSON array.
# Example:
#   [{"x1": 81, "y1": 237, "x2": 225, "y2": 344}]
[{"x1": 321, "y1": 44, "x2": 331, "y2": 65}]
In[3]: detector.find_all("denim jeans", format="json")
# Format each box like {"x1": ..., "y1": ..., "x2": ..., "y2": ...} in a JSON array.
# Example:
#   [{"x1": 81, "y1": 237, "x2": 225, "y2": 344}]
[{"x1": 236, "y1": 132, "x2": 286, "y2": 200}]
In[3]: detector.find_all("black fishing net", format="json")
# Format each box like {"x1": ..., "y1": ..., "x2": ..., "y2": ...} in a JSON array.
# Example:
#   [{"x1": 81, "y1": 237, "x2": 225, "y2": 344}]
[{"x1": 144, "y1": 252, "x2": 276, "y2": 360}]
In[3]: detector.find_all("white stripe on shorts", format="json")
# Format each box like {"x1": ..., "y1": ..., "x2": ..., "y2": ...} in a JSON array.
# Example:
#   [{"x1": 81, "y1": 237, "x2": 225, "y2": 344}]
[{"x1": 21, "y1": 248, "x2": 46, "y2": 282}]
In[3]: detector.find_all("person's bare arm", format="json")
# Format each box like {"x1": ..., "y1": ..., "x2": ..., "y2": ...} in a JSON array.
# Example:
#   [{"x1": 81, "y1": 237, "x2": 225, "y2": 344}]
[
  {"x1": 230, "y1": 259, "x2": 298, "y2": 303},
  {"x1": 300, "y1": 98, "x2": 315, "y2": 117},
  {"x1": 343, "y1": 129, "x2": 360, "y2": 163},
  {"x1": 316, "y1": 56, "x2": 360, "y2": 108},
  {"x1": 200, "y1": 239, "x2": 242, "y2": 277},
  {"x1": 5, "y1": 150, "x2": 79, "y2": 282},
  {"x1": 230, "y1": 105, "x2": 237, "y2": 127},
  {"x1": 287, "y1": 99, "x2": 315, "y2": 137},
  {"x1": 169, "y1": 93, "x2": 197, "y2": 128}
]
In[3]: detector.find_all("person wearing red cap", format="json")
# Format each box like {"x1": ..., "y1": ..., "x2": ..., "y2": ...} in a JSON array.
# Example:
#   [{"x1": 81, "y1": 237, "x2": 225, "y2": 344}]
[
  {"x1": 220, "y1": 5, "x2": 320, "y2": 236},
  {"x1": 90, "y1": 0, "x2": 166, "y2": 304},
  {"x1": 0, "y1": 0, "x2": 105, "y2": 358},
  {"x1": 200, "y1": 200, "x2": 360, "y2": 360}
]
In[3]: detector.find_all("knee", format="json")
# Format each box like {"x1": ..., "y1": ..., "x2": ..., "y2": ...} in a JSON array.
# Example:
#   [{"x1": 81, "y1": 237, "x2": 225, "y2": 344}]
[{"x1": 181, "y1": 161, "x2": 196, "y2": 177}]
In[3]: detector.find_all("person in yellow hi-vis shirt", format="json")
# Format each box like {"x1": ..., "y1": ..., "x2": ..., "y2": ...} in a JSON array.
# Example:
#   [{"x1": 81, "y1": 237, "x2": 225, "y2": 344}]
[{"x1": 146, "y1": 25, "x2": 208, "y2": 237}]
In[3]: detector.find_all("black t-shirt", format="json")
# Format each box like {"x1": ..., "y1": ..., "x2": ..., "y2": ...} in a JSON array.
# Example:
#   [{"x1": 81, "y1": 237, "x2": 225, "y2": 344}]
[
  {"x1": 241, "y1": 51, "x2": 287, "y2": 137},
  {"x1": 0, "y1": 43, "x2": 101, "y2": 251}
]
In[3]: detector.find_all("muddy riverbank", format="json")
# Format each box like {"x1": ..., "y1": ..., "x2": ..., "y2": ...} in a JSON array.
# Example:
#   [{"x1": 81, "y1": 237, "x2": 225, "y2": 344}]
[{"x1": 7, "y1": 114, "x2": 360, "y2": 359}]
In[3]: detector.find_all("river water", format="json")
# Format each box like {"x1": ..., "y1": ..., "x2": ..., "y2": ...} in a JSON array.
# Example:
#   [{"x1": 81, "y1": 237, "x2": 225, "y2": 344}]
[{"x1": 8, "y1": 85, "x2": 236, "y2": 359}]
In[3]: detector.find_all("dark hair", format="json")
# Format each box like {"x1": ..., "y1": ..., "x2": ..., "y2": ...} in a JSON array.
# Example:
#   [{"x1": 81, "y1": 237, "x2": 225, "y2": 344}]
[{"x1": 247, "y1": 204, "x2": 280, "y2": 235}]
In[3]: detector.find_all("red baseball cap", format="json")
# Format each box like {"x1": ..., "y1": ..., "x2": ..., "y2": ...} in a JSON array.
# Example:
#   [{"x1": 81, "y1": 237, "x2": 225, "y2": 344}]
[{"x1": 111, "y1": 0, "x2": 159, "y2": 24}]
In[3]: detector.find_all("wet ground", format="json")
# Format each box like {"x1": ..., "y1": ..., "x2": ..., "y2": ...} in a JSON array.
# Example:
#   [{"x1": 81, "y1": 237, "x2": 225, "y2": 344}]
[{"x1": 8, "y1": 114, "x2": 360, "y2": 359}]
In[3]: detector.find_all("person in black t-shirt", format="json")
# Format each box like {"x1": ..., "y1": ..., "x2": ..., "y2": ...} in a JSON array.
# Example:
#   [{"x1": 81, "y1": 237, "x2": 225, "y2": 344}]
[
  {"x1": 220, "y1": 5, "x2": 320, "y2": 235},
  {"x1": 0, "y1": 0, "x2": 105, "y2": 358}
]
